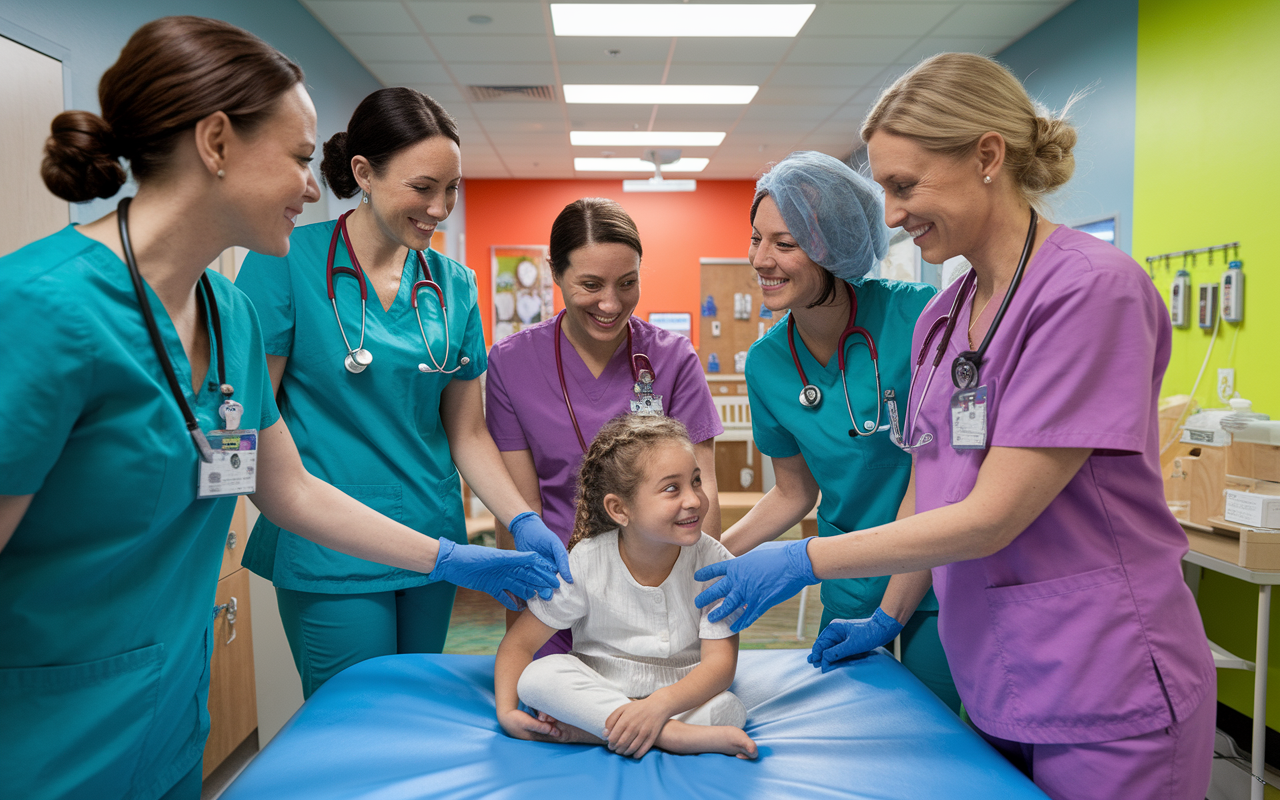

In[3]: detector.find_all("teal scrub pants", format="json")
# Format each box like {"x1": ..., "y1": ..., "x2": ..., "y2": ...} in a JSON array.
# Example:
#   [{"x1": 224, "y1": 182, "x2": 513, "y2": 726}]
[
  {"x1": 277, "y1": 582, "x2": 457, "y2": 699},
  {"x1": 821, "y1": 607, "x2": 961, "y2": 714}
]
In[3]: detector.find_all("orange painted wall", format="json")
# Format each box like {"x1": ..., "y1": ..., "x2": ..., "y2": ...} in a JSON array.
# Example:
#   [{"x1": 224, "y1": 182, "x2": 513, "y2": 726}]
[{"x1": 463, "y1": 179, "x2": 758, "y2": 350}]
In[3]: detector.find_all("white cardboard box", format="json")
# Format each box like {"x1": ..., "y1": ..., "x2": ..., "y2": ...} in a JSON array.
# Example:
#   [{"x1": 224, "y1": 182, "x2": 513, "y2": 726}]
[{"x1": 1224, "y1": 489, "x2": 1280, "y2": 529}]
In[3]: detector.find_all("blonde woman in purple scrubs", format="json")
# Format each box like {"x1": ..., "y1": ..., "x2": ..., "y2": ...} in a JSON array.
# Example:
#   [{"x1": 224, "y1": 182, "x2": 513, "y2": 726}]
[{"x1": 695, "y1": 54, "x2": 1215, "y2": 800}]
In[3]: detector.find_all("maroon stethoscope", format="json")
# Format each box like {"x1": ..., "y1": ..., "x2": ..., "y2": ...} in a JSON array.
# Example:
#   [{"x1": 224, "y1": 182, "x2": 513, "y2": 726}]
[
  {"x1": 554, "y1": 310, "x2": 657, "y2": 452},
  {"x1": 787, "y1": 281, "x2": 884, "y2": 437},
  {"x1": 325, "y1": 209, "x2": 466, "y2": 375}
]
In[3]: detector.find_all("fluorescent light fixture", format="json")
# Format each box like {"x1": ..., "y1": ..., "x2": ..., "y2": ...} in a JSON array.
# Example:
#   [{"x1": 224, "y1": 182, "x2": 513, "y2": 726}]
[
  {"x1": 624, "y1": 178, "x2": 698, "y2": 193},
  {"x1": 551, "y1": 4, "x2": 814, "y2": 37},
  {"x1": 571, "y1": 131, "x2": 726, "y2": 147},
  {"x1": 564, "y1": 85, "x2": 757, "y2": 105},
  {"x1": 574, "y1": 157, "x2": 708, "y2": 172}
]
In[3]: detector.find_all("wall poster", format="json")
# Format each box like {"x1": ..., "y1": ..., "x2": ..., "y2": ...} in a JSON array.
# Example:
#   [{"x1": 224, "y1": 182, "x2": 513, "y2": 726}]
[{"x1": 491, "y1": 245, "x2": 553, "y2": 343}]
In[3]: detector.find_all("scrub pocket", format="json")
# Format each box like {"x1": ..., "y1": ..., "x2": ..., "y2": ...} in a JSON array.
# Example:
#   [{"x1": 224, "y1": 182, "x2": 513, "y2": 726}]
[
  {"x1": 983, "y1": 564, "x2": 1170, "y2": 737},
  {"x1": 276, "y1": 483, "x2": 415, "y2": 586},
  {"x1": 943, "y1": 379, "x2": 998, "y2": 503},
  {"x1": 434, "y1": 470, "x2": 467, "y2": 546},
  {"x1": 0, "y1": 643, "x2": 166, "y2": 800}
]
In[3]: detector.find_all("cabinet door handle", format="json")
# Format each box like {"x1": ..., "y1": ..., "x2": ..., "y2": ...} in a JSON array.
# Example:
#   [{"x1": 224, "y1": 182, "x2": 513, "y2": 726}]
[{"x1": 212, "y1": 596, "x2": 238, "y2": 644}]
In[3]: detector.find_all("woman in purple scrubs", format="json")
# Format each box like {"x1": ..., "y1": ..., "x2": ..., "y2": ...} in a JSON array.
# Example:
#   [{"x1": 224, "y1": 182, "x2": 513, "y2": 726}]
[
  {"x1": 694, "y1": 54, "x2": 1215, "y2": 800},
  {"x1": 486, "y1": 198, "x2": 724, "y2": 657}
]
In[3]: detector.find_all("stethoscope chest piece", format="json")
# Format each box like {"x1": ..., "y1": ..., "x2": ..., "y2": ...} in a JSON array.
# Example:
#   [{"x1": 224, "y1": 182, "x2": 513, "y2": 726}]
[
  {"x1": 799, "y1": 384, "x2": 822, "y2": 408},
  {"x1": 951, "y1": 353, "x2": 979, "y2": 391},
  {"x1": 345, "y1": 347, "x2": 373, "y2": 374}
]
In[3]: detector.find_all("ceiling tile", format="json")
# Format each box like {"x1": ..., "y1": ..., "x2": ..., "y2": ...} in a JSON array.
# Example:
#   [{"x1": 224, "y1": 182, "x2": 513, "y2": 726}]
[
  {"x1": 650, "y1": 105, "x2": 750, "y2": 124},
  {"x1": 558, "y1": 62, "x2": 666, "y2": 84},
  {"x1": 428, "y1": 35, "x2": 552, "y2": 63},
  {"x1": 365, "y1": 62, "x2": 452, "y2": 85},
  {"x1": 787, "y1": 36, "x2": 916, "y2": 65},
  {"x1": 734, "y1": 117, "x2": 821, "y2": 134},
  {"x1": 804, "y1": 3, "x2": 960, "y2": 38},
  {"x1": 566, "y1": 107, "x2": 656, "y2": 126},
  {"x1": 671, "y1": 37, "x2": 793, "y2": 64},
  {"x1": 407, "y1": 2, "x2": 549, "y2": 36},
  {"x1": 740, "y1": 103, "x2": 832, "y2": 122},
  {"x1": 753, "y1": 85, "x2": 861, "y2": 105},
  {"x1": 769, "y1": 64, "x2": 883, "y2": 87},
  {"x1": 303, "y1": 1, "x2": 420, "y2": 35},
  {"x1": 450, "y1": 63, "x2": 557, "y2": 85},
  {"x1": 486, "y1": 131, "x2": 569, "y2": 146},
  {"x1": 942, "y1": 2, "x2": 1064, "y2": 38},
  {"x1": 555, "y1": 37, "x2": 674, "y2": 63},
  {"x1": 470, "y1": 102, "x2": 566, "y2": 121},
  {"x1": 339, "y1": 34, "x2": 433, "y2": 63},
  {"x1": 408, "y1": 83, "x2": 467, "y2": 107},
  {"x1": 896, "y1": 36, "x2": 1010, "y2": 63},
  {"x1": 664, "y1": 64, "x2": 776, "y2": 84}
]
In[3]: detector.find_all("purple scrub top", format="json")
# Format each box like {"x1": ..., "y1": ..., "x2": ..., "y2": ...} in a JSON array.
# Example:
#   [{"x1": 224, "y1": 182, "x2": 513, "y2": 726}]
[
  {"x1": 487, "y1": 316, "x2": 723, "y2": 654},
  {"x1": 909, "y1": 226, "x2": 1214, "y2": 745}
]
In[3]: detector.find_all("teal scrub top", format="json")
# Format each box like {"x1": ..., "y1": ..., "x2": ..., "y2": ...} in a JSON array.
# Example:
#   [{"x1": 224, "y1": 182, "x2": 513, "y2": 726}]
[
  {"x1": 0, "y1": 226, "x2": 279, "y2": 800},
  {"x1": 746, "y1": 278, "x2": 938, "y2": 620},
  {"x1": 235, "y1": 220, "x2": 486, "y2": 593}
]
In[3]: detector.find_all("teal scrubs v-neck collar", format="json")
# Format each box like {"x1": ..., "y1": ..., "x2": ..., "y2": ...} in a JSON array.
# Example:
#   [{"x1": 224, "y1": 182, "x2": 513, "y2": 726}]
[
  {"x1": 235, "y1": 220, "x2": 488, "y2": 594},
  {"x1": 0, "y1": 225, "x2": 279, "y2": 800},
  {"x1": 745, "y1": 278, "x2": 939, "y2": 619}
]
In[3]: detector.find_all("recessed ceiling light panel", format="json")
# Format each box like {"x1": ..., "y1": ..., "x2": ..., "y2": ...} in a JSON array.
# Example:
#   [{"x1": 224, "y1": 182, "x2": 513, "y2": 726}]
[
  {"x1": 551, "y1": 4, "x2": 815, "y2": 37},
  {"x1": 574, "y1": 157, "x2": 709, "y2": 172},
  {"x1": 564, "y1": 85, "x2": 757, "y2": 105},
  {"x1": 570, "y1": 131, "x2": 726, "y2": 147}
]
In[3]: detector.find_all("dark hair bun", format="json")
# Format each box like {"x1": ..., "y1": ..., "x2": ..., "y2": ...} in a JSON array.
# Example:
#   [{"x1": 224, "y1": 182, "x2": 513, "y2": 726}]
[
  {"x1": 320, "y1": 130, "x2": 358, "y2": 198},
  {"x1": 41, "y1": 110, "x2": 127, "y2": 202}
]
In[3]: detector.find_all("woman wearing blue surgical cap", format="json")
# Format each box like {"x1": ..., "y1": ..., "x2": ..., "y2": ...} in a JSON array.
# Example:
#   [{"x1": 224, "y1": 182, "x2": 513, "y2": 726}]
[{"x1": 720, "y1": 151, "x2": 959, "y2": 711}]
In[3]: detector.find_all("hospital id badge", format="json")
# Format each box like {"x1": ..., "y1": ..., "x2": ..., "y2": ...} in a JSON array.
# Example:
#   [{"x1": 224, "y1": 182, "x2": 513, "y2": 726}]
[
  {"x1": 950, "y1": 386, "x2": 988, "y2": 450},
  {"x1": 197, "y1": 429, "x2": 258, "y2": 498}
]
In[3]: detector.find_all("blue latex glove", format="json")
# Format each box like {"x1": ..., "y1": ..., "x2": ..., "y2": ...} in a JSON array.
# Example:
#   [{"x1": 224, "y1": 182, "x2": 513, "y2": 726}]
[
  {"x1": 429, "y1": 537, "x2": 559, "y2": 611},
  {"x1": 807, "y1": 608, "x2": 904, "y2": 673},
  {"x1": 693, "y1": 539, "x2": 819, "y2": 632},
  {"x1": 508, "y1": 511, "x2": 573, "y2": 584}
]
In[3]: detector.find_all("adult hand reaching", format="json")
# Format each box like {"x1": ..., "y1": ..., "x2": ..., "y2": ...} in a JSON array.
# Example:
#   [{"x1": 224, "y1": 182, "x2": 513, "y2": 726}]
[
  {"x1": 694, "y1": 539, "x2": 818, "y2": 632},
  {"x1": 429, "y1": 537, "x2": 559, "y2": 610},
  {"x1": 807, "y1": 608, "x2": 903, "y2": 673},
  {"x1": 508, "y1": 511, "x2": 573, "y2": 584}
]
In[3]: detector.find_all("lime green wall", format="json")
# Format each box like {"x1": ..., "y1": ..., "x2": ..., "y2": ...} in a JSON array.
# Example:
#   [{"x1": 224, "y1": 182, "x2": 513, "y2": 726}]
[{"x1": 1137, "y1": 0, "x2": 1280, "y2": 728}]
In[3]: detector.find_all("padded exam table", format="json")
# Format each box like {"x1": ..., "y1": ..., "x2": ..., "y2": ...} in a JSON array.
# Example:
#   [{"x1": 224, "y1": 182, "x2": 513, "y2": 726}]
[{"x1": 223, "y1": 650, "x2": 1047, "y2": 799}]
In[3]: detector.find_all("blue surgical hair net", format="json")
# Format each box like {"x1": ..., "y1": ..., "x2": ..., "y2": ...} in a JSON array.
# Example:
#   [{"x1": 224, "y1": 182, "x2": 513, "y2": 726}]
[{"x1": 753, "y1": 151, "x2": 891, "y2": 283}]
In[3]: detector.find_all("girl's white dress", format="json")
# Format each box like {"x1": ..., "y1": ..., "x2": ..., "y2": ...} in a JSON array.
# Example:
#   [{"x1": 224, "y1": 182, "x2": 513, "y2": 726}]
[{"x1": 519, "y1": 530, "x2": 746, "y2": 735}]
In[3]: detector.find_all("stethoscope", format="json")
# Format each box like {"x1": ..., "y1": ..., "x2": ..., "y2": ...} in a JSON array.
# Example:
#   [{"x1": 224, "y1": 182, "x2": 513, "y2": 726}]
[
  {"x1": 325, "y1": 210, "x2": 468, "y2": 375},
  {"x1": 787, "y1": 281, "x2": 886, "y2": 437},
  {"x1": 888, "y1": 208, "x2": 1038, "y2": 451},
  {"x1": 554, "y1": 310, "x2": 657, "y2": 452}
]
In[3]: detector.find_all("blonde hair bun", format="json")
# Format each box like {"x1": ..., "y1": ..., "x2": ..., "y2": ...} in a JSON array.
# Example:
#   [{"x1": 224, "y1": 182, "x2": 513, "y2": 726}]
[{"x1": 861, "y1": 52, "x2": 1080, "y2": 208}]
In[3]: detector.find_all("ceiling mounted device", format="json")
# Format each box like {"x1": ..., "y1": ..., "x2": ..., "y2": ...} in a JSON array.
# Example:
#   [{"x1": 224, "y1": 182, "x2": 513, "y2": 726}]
[
  {"x1": 550, "y1": 3, "x2": 815, "y2": 37},
  {"x1": 623, "y1": 149, "x2": 698, "y2": 193}
]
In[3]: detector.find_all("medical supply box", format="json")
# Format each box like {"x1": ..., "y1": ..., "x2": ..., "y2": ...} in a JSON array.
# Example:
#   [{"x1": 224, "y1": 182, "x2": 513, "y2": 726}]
[{"x1": 1224, "y1": 489, "x2": 1280, "y2": 530}]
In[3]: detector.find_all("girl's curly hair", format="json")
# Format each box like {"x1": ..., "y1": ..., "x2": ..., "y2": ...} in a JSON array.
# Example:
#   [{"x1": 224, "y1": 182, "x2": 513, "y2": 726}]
[{"x1": 568, "y1": 415, "x2": 693, "y2": 551}]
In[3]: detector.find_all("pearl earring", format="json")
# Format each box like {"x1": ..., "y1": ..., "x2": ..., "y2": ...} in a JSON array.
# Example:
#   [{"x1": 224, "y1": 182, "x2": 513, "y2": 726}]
[
  {"x1": 362, "y1": 190, "x2": 370, "y2": 205},
  {"x1": 983, "y1": 175, "x2": 992, "y2": 184},
  {"x1": 217, "y1": 169, "x2": 225, "y2": 179}
]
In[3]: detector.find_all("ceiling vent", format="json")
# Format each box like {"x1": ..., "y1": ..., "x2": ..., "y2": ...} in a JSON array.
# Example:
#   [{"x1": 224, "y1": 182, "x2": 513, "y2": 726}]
[{"x1": 467, "y1": 85, "x2": 556, "y2": 103}]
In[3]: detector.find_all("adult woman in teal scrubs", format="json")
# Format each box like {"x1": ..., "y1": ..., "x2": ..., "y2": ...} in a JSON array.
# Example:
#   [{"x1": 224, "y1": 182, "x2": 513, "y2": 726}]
[
  {"x1": 235, "y1": 88, "x2": 568, "y2": 698},
  {"x1": 720, "y1": 151, "x2": 959, "y2": 711},
  {"x1": 0, "y1": 18, "x2": 556, "y2": 800}
]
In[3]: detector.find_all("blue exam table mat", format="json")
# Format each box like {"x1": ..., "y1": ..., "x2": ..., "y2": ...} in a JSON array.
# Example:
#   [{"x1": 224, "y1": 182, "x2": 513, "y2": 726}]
[{"x1": 223, "y1": 649, "x2": 1047, "y2": 799}]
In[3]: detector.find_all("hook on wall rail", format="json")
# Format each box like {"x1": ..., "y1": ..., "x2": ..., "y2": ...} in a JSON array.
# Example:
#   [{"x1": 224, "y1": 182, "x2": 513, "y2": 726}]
[{"x1": 1145, "y1": 241, "x2": 1241, "y2": 270}]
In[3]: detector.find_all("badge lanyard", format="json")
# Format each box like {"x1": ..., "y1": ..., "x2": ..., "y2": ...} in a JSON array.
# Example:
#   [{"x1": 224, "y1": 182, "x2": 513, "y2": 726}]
[
  {"x1": 889, "y1": 208, "x2": 1038, "y2": 451},
  {"x1": 554, "y1": 311, "x2": 663, "y2": 453},
  {"x1": 787, "y1": 281, "x2": 886, "y2": 437},
  {"x1": 118, "y1": 197, "x2": 257, "y2": 498}
]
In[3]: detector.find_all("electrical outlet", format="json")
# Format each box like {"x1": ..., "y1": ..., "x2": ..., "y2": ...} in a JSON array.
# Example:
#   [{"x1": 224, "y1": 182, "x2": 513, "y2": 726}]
[
  {"x1": 711, "y1": 320, "x2": 721, "y2": 337},
  {"x1": 1218, "y1": 368, "x2": 1235, "y2": 402}
]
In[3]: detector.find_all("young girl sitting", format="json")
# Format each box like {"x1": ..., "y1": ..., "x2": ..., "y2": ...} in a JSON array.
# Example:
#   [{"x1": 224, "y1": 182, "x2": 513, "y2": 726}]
[{"x1": 494, "y1": 415, "x2": 757, "y2": 760}]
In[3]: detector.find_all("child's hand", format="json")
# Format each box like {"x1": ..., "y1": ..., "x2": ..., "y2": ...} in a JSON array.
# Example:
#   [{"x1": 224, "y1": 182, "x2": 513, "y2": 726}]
[
  {"x1": 603, "y1": 696, "x2": 672, "y2": 758},
  {"x1": 499, "y1": 707, "x2": 562, "y2": 742}
]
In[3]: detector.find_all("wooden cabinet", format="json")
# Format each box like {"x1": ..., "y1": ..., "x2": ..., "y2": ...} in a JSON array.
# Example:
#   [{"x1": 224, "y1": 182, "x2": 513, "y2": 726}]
[{"x1": 203, "y1": 498, "x2": 258, "y2": 780}]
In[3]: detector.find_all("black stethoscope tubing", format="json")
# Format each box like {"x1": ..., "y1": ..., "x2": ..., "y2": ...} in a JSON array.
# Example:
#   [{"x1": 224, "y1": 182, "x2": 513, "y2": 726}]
[{"x1": 117, "y1": 196, "x2": 226, "y2": 463}]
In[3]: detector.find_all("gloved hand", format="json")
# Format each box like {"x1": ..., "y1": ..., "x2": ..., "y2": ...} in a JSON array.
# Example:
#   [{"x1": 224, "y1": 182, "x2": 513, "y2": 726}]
[
  {"x1": 694, "y1": 539, "x2": 819, "y2": 632},
  {"x1": 807, "y1": 608, "x2": 903, "y2": 673},
  {"x1": 428, "y1": 537, "x2": 559, "y2": 611},
  {"x1": 508, "y1": 511, "x2": 573, "y2": 584}
]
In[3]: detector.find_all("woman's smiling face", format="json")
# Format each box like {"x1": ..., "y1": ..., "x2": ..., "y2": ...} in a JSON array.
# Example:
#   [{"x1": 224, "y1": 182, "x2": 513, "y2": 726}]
[{"x1": 749, "y1": 194, "x2": 830, "y2": 313}]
